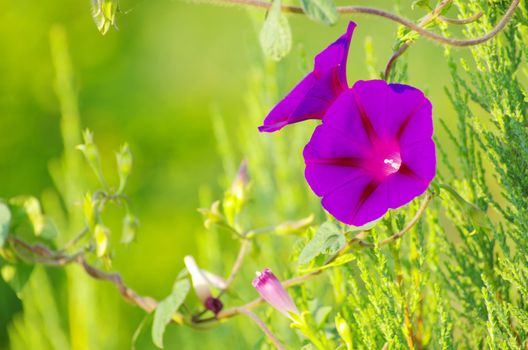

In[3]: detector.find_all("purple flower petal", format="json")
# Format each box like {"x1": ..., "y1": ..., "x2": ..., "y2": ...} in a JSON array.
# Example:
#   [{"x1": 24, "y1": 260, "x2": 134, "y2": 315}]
[
  {"x1": 304, "y1": 124, "x2": 368, "y2": 196},
  {"x1": 303, "y1": 80, "x2": 436, "y2": 226},
  {"x1": 259, "y1": 22, "x2": 356, "y2": 133}
]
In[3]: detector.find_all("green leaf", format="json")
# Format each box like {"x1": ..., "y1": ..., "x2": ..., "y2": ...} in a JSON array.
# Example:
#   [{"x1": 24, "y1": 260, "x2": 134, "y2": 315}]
[
  {"x1": 0, "y1": 258, "x2": 34, "y2": 293},
  {"x1": 91, "y1": 0, "x2": 119, "y2": 35},
  {"x1": 152, "y1": 279, "x2": 190, "y2": 348},
  {"x1": 314, "y1": 306, "x2": 333, "y2": 329},
  {"x1": 121, "y1": 213, "x2": 139, "y2": 244},
  {"x1": 299, "y1": 253, "x2": 356, "y2": 273},
  {"x1": 298, "y1": 222, "x2": 344, "y2": 265},
  {"x1": 411, "y1": 0, "x2": 430, "y2": 10},
  {"x1": 0, "y1": 203, "x2": 11, "y2": 247},
  {"x1": 116, "y1": 143, "x2": 133, "y2": 194},
  {"x1": 300, "y1": 0, "x2": 338, "y2": 26},
  {"x1": 259, "y1": 0, "x2": 292, "y2": 61},
  {"x1": 8, "y1": 196, "x2": 51, "y2": 239},
  {"x1": 94, "y1": 224, "x2": 109, "y2": 258}
]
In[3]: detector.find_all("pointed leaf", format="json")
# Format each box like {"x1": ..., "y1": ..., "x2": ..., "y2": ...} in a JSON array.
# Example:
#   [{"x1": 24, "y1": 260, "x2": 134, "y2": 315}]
[
  {"x1": 260, "y1": 0, "x2": 292, "y2": 61},
  {"x1": 298, "y1": 221, "x2": 344, "y2": 265},
  {"x1": 152, "y1": 279, "x2": 190, "y2": 348},
  {"x1": 300, "y1": 0, "x2": 338, "y2": 25}
]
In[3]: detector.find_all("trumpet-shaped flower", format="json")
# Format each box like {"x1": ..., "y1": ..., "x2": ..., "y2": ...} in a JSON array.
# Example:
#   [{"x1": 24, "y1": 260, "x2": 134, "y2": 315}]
[
  {"x1": 184, "y1": 255, "x2": 225, "y2": 313},
  {"x1": 252, "y1": 268, "x2": 299, "y2": 318},
  {"x1": 258, "y1": 22, "x2": 356, "y2": 132},
  {"x1": 303, "y1": 80, "x2": 436, "y2": 226}
]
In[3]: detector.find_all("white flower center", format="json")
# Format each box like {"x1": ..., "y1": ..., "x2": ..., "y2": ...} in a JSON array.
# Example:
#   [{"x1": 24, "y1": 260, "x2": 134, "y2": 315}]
[{"x1": 383, "y1": 158, "x2": 401, "y2": 171}]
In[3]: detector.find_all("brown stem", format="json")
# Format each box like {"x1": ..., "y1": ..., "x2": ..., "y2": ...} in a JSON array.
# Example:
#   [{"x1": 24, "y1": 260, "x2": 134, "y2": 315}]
[
  {"x1": 356, "y1": 193, "x2": 433, "y2": 248},
  {"x1": 207, "y1": 0, "x2": 519, "y2": 47},
  {"x1": 8, "y1": 236, "x2": 160, "y2": 314},
  {"x1": 384, "y1": 0, "x2": 451, "y2": 80},
  {"x1": 438, "y1": 12, "x2": 483, "y2": 25}
]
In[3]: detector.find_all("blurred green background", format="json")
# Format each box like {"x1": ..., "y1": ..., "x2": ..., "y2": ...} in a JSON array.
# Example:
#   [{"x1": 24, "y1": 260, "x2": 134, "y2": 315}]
[{"x1": 0, "y1": 0, "x2": 458, "y2": 348}]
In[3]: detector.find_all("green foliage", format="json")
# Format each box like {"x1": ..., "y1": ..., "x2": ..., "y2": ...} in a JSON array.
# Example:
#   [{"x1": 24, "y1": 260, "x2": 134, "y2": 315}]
[
  {"x1": 91, "y1": 0, "x2": 119, "y2": 35},
  {"x1": 152, "y1": 279, "x2": 191, "y2": 348},
  {"x1": 2, "y1": 0, "x2": 528, "y2": 349},
  {"x1": 260, "y1": 0, "x2": 292, "y2": 61},
  {"x1": 300, "y1": 0, "x2": 338, "y2": 26},
  {"x1": 298, "y1": 222, "x2": 344, "y2": 265},
  {"x1": 0, "y1": 203, "x2": 11, "y2": 248}
]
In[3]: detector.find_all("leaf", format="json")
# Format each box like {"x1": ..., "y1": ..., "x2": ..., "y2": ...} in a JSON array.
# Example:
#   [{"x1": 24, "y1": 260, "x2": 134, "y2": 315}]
[
  {"x1": 8, "y1": 196, "x2": 56, "y2": 240},
  {"x1": 314, "y1": 306, "x2": 333, "y2": 329},
  {"x1": 259, "y1": 0, "x2": 292, "y2": 61},
  {"x1": 121, "y1": 213, "x2": 139, "y2": 244},
  {"x1": 0, "y1": 259, "x2": 34, "y2": 293},
  {"x1": 298, "y1": 222, "x2": 344, "y2": 265},
  {"x1": 299, "y1": 253, "x2": 356, "y2": 273},
  {"x1": 0, "y1": 203, "x2": 11, "y2": 247},
  {"x1": 411, "y1": 0, "x2": 430, "y2": 10},
  {"x1": 300, "y1": 0, "x2": 338, "y2": 26},
  {"x1": 152, "y1": 279, "x2": 190, "y2": 348},
  {"x1": 94, "y1": 224, "x2": 109, "y2": 258},
  {"x1": 91, "y1": 0, "x2": 119, "y2": 35}
]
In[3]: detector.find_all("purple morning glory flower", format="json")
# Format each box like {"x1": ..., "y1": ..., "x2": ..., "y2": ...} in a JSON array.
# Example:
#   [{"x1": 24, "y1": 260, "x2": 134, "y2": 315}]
[
  {"x1": 252, "y1": 268, "x2": 299, "y2": 319},
  {"x1": 258, "y1": 22, "x2": 357, "y2": 133},
  {"x1": 303, "y1": 80, "x2": 436, "y2": 226}
]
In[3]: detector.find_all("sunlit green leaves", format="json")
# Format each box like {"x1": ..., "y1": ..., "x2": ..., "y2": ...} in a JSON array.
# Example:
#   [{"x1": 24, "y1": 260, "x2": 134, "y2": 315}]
[
  {"x1": 335, "y1": 313, "x2": 353, "y2": 350},
  {"x1": 0, "y1": 203, "x2": 11, "y2": 247},
  {"x1": 300, "y1": 0, "x2": 338, "y2": 25},
  {"x1": 411, "y1": 0, "x2": 430, "y2": 10},
  {"x1": 260, "y1": 0, "x2": 292, "y2": 61},
  {"x1": 0, "y1": 257, "x2": 34, "y2": 294},
  {"x1": 94, "y1": 224, "x2": 109, "y2": 257},
  {"x1": 77, "y1": 129, "x2": 107, "y2": 188},
  {"x1": 91, "y1": 0, "x2": 119, "y2": 35},
  {"x1": 8, "y1": 196, "x2": 57, "y2": 240},
  {"x1": 152, "y1": 279, "x2": 190, "y2": 348},
  {"x1": 116, "y1": 143, "x2": 133, "y2": 194},
  {"x1": 121, "y1": 213, "x2": 139, "y2": 244},
  {"x1": 298, "y1": 222, "x2": 345, "y2": 265}
]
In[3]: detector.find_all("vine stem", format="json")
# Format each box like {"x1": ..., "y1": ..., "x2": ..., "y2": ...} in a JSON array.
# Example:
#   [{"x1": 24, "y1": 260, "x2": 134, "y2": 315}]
[
  {"x1": 237, "y1": 307, "x2": 287, "y2": 350},
  {"x1": 384, "y1": 0, "x2": 453, "y2": 80},
  {"x1": 206, "y1": 0, "x2": 519, "y2": 47},
  {"x1": 217, "y1": 237, "x2": 251, "y2": 298},
  {"x1": 357, "y1": 192, "x2": 434, "y2": 248},
  {"x1": 217, "y1": 192, "x2": 434, "y2": 320},
  {"x1": 7, "y1": 236, "x2": 160, "y2": 314},
  {"x1": 7, "y1": 192, "x2": 433, "y2": 325}
]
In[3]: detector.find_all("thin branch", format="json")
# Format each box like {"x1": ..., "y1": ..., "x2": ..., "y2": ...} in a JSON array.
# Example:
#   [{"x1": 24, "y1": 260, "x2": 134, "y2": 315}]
[
  {"x1": 8, "y1": 236, "x2": 160, "y2": 314},
  {"x1": 237, "y1": 307, "x2": 287, "y2": 350},
  {"x1": 385, "y1": 0, "x2": 452, "y2": 80},
  {"x1": 60, "y1": 226, "x2": 89, "y2": 252},
  {"x1": 224, "y1": 238, "x2": 250, "y2": 288},
  {"x1": 439, "y1": 11, "x2": 483, "y2": 25},
  {"x1": 207, "y1": 0, "x2": 519, "y2": 47},
  {"x1": 76, "y1": 255, "x2": 159, "y2": 313},
  {"x1": 356, "y1": 193, "x2": 434, "y2": 248}
]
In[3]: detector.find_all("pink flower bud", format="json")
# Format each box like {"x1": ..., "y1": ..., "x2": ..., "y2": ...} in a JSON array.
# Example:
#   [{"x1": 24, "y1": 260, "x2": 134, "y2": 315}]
[{"x1": 252, "y1": 268, "x2": 299, "y2": 319}]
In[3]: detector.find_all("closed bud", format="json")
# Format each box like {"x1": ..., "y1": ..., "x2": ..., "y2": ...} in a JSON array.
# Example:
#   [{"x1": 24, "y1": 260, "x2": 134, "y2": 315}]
[
  {"x1": 121, "y1": 213, "x2": 138, "y2": 244},
  {"x1": 116, "y1": 143, "x2": 133, "y2": 193},
  {"x1": 91, "y1": 0, "x2": 119, "y2": 35},
  {"x1": 197, "y1": 201, "x2": 223, "y2": 229},
  {"x1": 94, "y1": 224, "x2": 109, "y2": 258},
  {"x1": 223, "y1": 160, "x2": 250, "y2": 225},
  {"x1": 335, "y1": 313, "x2": 352, "y2": 349},
  {"x1": 77, "y1": 130, "x2": 107, "y2": 187},
  {"x1": 252, "y1": 268, "x2": 299, "y2": 319}
]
